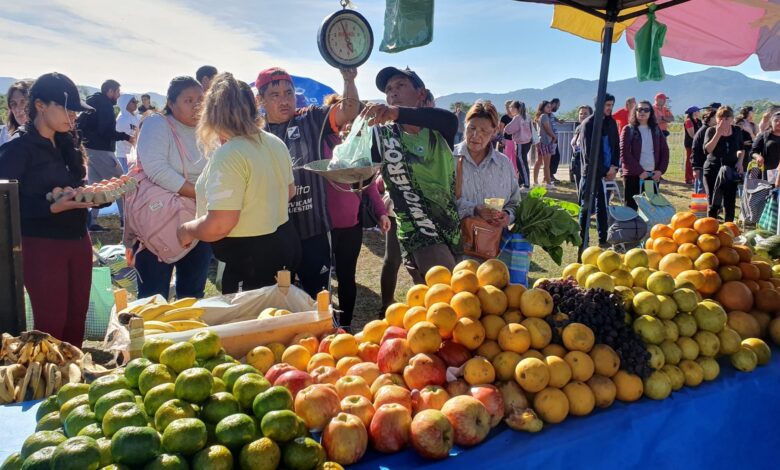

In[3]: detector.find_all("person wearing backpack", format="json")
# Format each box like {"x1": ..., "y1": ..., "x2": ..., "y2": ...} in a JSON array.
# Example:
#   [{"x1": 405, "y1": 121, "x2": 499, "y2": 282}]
[
  {"x1": 129, "y1": 76, "x2": 211, "y2": 300},
  {"x1": 620, "y1": 100, "x2": 670, "y2": 211}
]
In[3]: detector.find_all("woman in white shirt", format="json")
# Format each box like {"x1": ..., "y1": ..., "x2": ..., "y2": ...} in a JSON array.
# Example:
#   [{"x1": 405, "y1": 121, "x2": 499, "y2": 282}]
[{"x1": 0, "y1": 81, "x2": 32, "y2": 146}]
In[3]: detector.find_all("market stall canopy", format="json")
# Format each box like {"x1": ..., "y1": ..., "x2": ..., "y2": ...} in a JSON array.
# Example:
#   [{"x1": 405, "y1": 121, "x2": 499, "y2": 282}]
[{"x1": 522, "y1": 0, "x2": 780, "y2": 71}]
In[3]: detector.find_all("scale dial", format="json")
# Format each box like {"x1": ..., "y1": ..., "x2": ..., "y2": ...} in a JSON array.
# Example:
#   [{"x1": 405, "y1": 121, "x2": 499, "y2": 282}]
[{"x1": 318, "y1": 9, "x2": 373, "y2": 69}]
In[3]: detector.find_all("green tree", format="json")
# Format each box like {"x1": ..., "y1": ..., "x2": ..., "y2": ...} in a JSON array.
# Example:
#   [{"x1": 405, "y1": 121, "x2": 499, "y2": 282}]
[
  {"x1": 0, "y1": 95, "x2": 7, "y2": 123},
  {"x1": 449, "y1": 101, "x2": 472, "y2": 112}
]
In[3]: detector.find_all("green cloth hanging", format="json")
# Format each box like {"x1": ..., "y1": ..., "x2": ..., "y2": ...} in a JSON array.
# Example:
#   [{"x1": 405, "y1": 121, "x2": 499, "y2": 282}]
[
  {"x1": 634, "y1": 4, "x2": 667, "y2": 82},
  {"x1": 379, "y1": 0, "x2": 434, "y2": 53}
]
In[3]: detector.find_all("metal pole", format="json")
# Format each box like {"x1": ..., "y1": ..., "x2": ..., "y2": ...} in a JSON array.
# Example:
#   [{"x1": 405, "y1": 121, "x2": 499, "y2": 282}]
[
  {"x1": 0, "y1": 180, "x2": 25, "y2": 335},
  {"x1": 578, "y1": 0, "x2": 618, "y2": 261}
]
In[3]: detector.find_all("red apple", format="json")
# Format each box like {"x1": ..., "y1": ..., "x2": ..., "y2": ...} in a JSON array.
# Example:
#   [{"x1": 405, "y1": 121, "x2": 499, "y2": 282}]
[
  {"x1": 410, "y1": 409, "x2": 454, "y2": 460},
  {"x1": 436, "y1": 340, "x2": 472, "y2": 367},
  {"x1": 373, "y1": 384, "x2": 412, "y2": 410},
  {"x1": 292, "y1": 333, "x2": 320, "y2": 356},
  {"x1": 381, "y1": 326, "x2": 408, "y2": 344},
  {"x1": 340, "y1": 395, "x2": 375, "y2": 429},
  {"x1": 377, "y1": 338, "x2": 413, "y2": 374},
  {"x1": 369, "y1": 403, "x2": 412, "y2": 453},
  {"x1": 322, "y1": 412, "x2": 368, "y2": 465},
  {"x1": 265, "y1": 363, "x2": 297, "y2": 384},
  {"x1": 347, "y1": 362, "x2": 381, "y2": 387},
  {"x1": 310, "y1": 365, "x2": 341, "y2": 385},
  {"x1": 469, "y1": 384, "x2": 505, "y2": 427},
  {"x1": 274, "y1": 370, "x2": 314, "y2": 399},
  {"x1": 441, "y1": 395, "x2": 491, "y2": 447},
  {"x1": 370, "y1": 373, "x2": 407, "y2": 397},
  {"x1": 496, "y1": 381, "x2": 529, "y2": 417},
  {"x1": 412, "y1": 385, "x2": 450, "y2": 414},
  {"x1": 294, "y1": 383, "x2": 341, "y2": 431},
  {"x1": 318, "y1": 334, "x2": 336, "y2": 354},
  {"x1": 403, "y1": 353, "x2": 447, "y2": 390},
  {"x1": 335, "y1": 375, "x2": 372, "y2": 400},
  {"x1": 446, "y1": 379, "x2": 470, "y2": 397},
  {"x1": 358, "y1": 342, "x2": 380, "y2": 363}
]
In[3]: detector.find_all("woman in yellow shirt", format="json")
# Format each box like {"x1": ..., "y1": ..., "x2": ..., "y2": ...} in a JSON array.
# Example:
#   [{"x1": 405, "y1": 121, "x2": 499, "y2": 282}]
[{"x1": 177, "y1": 73, "x2": 300, "y2": 294}]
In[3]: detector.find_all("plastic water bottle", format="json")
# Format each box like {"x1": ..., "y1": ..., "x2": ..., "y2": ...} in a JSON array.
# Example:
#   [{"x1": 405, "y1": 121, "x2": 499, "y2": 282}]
[{"x1": 690, "y1": 193, "x2": 708, "y2": 219}]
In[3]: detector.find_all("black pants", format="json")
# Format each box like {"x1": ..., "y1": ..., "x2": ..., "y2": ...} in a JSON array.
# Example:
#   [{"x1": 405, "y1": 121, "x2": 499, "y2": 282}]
[
  {"x1": 550, "y1": 144, "x2": 561, "y2": 178},
  {"x1": 381, "y1": 217, "x2": 402, "y2": 312},
  {"x1": 518, "y1": 142, "x2": 532, "y2": 187},
  {"x1": 578, "y1": 175, "x2": 608, "y2": 244},
  {"x1": 211, "y1": 220, "x2": 302, "y2": 295},
  {"x1": 295, "y1": 232, "x2": 332, "y2": 298},
  {"x1": 623, "y1": 175, "x2": 658, "y2": 212},
  {"x1": 703, "y1": 165, "x2": 738, "y2": 222},
  {"x1": 571, "y1": 152, "x2": 582, "y2": 196},
  {"x1": 331, "y1": 224, "x2": 363, "y2": 327}
]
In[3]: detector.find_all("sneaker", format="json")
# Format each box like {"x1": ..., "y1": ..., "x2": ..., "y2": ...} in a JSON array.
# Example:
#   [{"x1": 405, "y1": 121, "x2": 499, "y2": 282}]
[
  {"x1": 598, "y1": 241, "x2": 611, "y2": 249},
  {"x1": 89, "y1": 224, "x2": 110, "y2": 233},
  {"x1": 546, "y1": 183, "x2": 556, "y2": 190}
]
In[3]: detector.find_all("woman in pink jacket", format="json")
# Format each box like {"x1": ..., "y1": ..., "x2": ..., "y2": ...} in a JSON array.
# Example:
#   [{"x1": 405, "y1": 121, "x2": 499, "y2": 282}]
[
  {"x1": 503, "y1": 100, "x2": 533, "y2": 188},
  {"x1": 620, "y1": 100, "x2": 670, "y2": 211}
]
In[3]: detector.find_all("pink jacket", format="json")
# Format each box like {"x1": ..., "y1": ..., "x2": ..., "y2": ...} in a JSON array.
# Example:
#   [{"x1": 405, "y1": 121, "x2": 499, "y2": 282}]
[{"x1": 504, "y1": 116, "x2": 533, "y2": 144}]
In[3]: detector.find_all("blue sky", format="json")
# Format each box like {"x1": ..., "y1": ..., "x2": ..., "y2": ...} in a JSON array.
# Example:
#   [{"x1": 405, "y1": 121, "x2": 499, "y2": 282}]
[{"x1": 3, "y1": 0, "x2": 778, "y2": 100}]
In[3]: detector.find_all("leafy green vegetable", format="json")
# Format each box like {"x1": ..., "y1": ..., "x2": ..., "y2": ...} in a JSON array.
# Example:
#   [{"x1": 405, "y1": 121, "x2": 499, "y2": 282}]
[{"x1": 511, "y1": 187, "x2": 581, "y2": 265}]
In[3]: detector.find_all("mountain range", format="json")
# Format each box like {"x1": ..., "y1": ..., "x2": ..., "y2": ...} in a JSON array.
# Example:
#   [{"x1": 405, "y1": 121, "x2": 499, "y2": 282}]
[
  {"x1": 0, "y1": 77, "x2": 166, "y2": 108},
  {"x1": 435, "y1": 68, "x2": 779, "y2": 113}
]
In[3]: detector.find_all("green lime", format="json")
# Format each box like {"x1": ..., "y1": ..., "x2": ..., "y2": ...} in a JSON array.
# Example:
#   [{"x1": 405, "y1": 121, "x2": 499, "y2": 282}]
[
  {"x1": 160, "y1": 417, "x2": 207, "y2": 455},
  {"x1": 36, "y1": 396, "x2": 60, "y2": 421},
  {"x1": 211, "y1": 377, "x2": 227, "y2": 394},
  {"x1": 88, "y1": 374, "x2": 131, "y2": 407},
  {"x1": 211, "y1": 363, "x2": 239, "y2": 379},
  {"x1": 252, "y1": 386, "x2": 293, "y2": 421},
  {"x1": 20, "y1": 446, "x2": 56, "y2": 470},
  {"x1": 56, "y1": 383, "x2": 89, "y2": 408},
  {"x1": 50, "y1": 436, "x2": 101, "y2": 470},
  {"x1": 76, "y1": 423, "x2": 104, "y2": 439},
  {"x1": 232, "y1": 373, "x2": 271, "y2": 411},
  {"x1": 1, "y1": 451, "x2": 23, "y2": 470},
  {"x1": 94, "y1": 389, "x2": 136, "y2": 422},
  {"x1": 174, "y1": 367, "x2": 213, "y2": 404},
  {"x1": 110, "y1": 426, "x2": 161, "y2": 467},
  {"x1": 35, "y1": 411, "x2": 62, "y2": 432},
  {"x1": 142, "y1": 453, "x2": 189, "y2": 470},
  {"x1": 214, "y1": 413, "x2": 256, "y2": 449},
  {"x1": 154, "y1": 399, "x2": 196, "y2": 432},
  {"x1": 138, "y1": 364, "x2": 175, "y2": 396},
  {"x1": 282, "y1": 437, "x2": 326, "y2": 470},
  {"x1": 59, "y1": 395, "x2": 90, "y2": 421},
  {"x1": 191, "y1": 444, "x2": 233, "y2": 470},
  {"x1": 142, "y1": 383, "x2": 176, "y2": 416},
  {"x1": 239, "y1": 438, "x2": 280, "y2": 470},
  {"x1": 95, "y1": 437, "x2": 113, "y2": 467},
  {"x1": 188, "y1": 330, "x2": 222, "y2": 360},
  {"x1": 260, "y1": 410, "x2": 300, "y2": 443},
  {"x1": 222, "y1": 365, "x2": 259, "y2": 391},
  {"x1": 200, "y1": 392, "x2": 241, "y2": 424},
  {"x1": 102, "y1": 402, "x2": 148, "y2": 438},
  {"x1": 124, "y1": 358, "x2": 153, "y2": 389},
  {"x1": 202, "y1": 355, "x2": 238, "y2": 373},
  {"x1": 142, "y1": 337, "x2": 174, "y2": 363},
  {"x1": 21, "y1": 431, "x2": 67, "y2": 459},
  {"x1": 62, "y1": 405, "x2": 97, "y2": 438},
  {"x1": 159, "y1": 342, "x2": 196, "y2": 374}
]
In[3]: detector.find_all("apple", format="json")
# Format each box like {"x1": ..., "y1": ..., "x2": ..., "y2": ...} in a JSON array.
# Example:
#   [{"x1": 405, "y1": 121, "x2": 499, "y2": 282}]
[
  {"x1": 446, "y1": 379, "x2": 470, "y2": 397},
  {"x1": 294, "y1": 383, "x2": 341, "y2": 431},
  {"x1": 292, "y1": 333, "x2": 320, "y2": 355},
  {"x1": 335, "y1": 375, "x2": 373, "y2": 400},
  {"x1": 496, "y1": 381, "x2": 529, "y2": 416},
  {"x1": 441, "y1": 395, "x2": 491, "y2": 447},
  {"x1": 381, "y1": 326, "x2": 408, "y2": 344},
  {"x1": 322, "y1": 412, "x2": 368, "y2": 465},
  {"x1": 377, "y1": 338, "x2": 413, "y2": 374},
  {"x1": 370, "y1": 373, "x2": 407, "y2": 397},
  {"x1": 410, "y1": 409, "x2": 454, "y2": 460},
  {"x1": 340, "y1": 395, "x2": 375, "y2": 429},
  {"x1": 369, "y1": 403, "x2": 412, "y2": 453},
  {"x1": 274, "y1": 370, "x2": 314, "y2": 399},
  {"x1": 411, "y1": 385, "x2": 450, "y2": 414},
  {"x1": 310, "y1": 365, "x2": 341, "y2": 385},
  {"x1": 265, "y1": 363, "x2": 297, "y2": 384},
  {"x1": 436, "y1": 340, "x2": 472, "y2": 367},
  {"x1": 347, "y1": 362, "x2": 381, "y2": 387},
  {"x1": 358, "y1": 342, "x2": 380, "y2": 363},
  {"x1": 403, "y1": 353, "x2": 447, "y2": 390},
  {"x1": 319, "y1": 334, "x2": 336, "y2": 354},
  {"x1": 373, "y1": 384, "x2": 412, "y2": 410},
  {"x1": 469, "y1": 384, "x2": 505, "y2": 427}
]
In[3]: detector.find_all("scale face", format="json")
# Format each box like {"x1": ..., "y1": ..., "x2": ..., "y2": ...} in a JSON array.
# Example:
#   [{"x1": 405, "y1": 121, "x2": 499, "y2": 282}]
[{"x1": 318, "y1": 8, "x2": 373, "y2": 69}]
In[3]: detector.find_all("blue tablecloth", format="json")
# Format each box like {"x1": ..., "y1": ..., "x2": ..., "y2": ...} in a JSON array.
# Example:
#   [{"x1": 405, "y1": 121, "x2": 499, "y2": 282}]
[{"x1": 3, "y1": 350, "x2": 779, "y2": 469}]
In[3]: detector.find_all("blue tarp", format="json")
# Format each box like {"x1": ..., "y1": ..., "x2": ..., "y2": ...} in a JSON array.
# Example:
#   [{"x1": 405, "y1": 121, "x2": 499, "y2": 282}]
[{"x1": 2, "y1": 349, "x2": 778, "y2": 468}]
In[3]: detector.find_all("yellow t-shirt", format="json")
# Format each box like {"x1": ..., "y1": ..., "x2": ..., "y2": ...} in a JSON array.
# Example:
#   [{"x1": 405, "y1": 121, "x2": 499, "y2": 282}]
[{"x1": 196, "y1": 131, "x2": 294, "y2": 237}]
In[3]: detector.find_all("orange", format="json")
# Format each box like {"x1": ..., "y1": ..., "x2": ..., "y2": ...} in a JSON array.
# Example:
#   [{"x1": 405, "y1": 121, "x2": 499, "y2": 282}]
[
  {"x1": 742, "y1": 279, "x2": 760, "y2": 295},
  {"x1": 650, "y1": 224, "x2": 674, "y2": 240},
  {"x1": 450, "y1": 270, "x2": 480, "y2": 294},
  {"x1": 424, "y1": 284, "x2": 455, "y2": 308},
  {"x1": 670, "y1": 212, "x2": 696, "y2": 230},
  {"x1": 426, "y1": 302, "x2": 458, "y2": 338},
  {"x1": 362, "y1": 320, "x2": 389, "y2": 344},
  {"x1": 307, "y1": 353, "x2": 336, "y2": 372},
  {"x1": 677, "y1": 270, "x2": 704, "y2": 290},
  {"x1": 498, "y1": 323, "x2": 532, "y2": 353},
  {"x1": 403, "y1": 306, "x2": 428, "y2": 330},
  {"x1": 754, "y1": 261, "x2": 773, "y2": 280},
  {"x1": 677, "y1": 243, "x2": 702, "y2": 261},
  {"x1": 672, "y1": 228, "x2": 699, "y2": 245},
  {"x1": 696, "y1": 234, "x2": 721, "y2": 253},
  {"x1": 329, "y1": 334, "x2": 359, "y2": 361},
  {"x1": 659, "y1": 253, "x2": 694, "y2": 277},
  {"x1": 653, "y1": 237, "x2": 678, "y2": 256},
  {"x1": 694, "y1": 252, "x2": 720, "y2": 270},
  {"x1": 724, "y1": 222, "x2": 740, "y2": 237},
  {"x1": 693, "y1": 217, "x2": 719, "y2": 235},
  {"x1": 716, "y1": 227, "x2": 734, "y2": 248},
  {"x1": 385, "y1": 303, "x2": 410, "y2": 328},
  {"x1": 450, "y1": 292, "x2": 482, "y2": 320},
  {"x1": 282, "y1": 345, "x2": 312, "y2": 371},
  {"x1": 715, "y1": 247, "x2": 740, "y2": 266},
  {"x1": 463, "y1": 357, "x2": 496, "y2": 385},
  {"x1": 452, "y1": 317, "x2": 486, "y2": 350},
  {"x1": 740, "y1": 262, "x2": 761, "y2": 281},
  {"x1": 645, "y1": 239, "x2": 654, "y2": 250},
  {"x1": 646, "y1": 250, "x2": 662, "y2": 270},
  {"x1": 699, "y1": 269, "x2": 722, "y2": 296},
  {"x1": 406, "y1": 285, "x2": 429, "y2": 307},
  {"x1": 425, "y1": 266, "x2": 452, "y2": 287},
  {"x1": 733, "y1": 245, "x2": 753, "y2": 263}
]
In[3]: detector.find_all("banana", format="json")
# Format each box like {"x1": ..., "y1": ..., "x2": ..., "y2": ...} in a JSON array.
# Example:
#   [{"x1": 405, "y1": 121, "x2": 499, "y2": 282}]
[
  {"x1": 64, "y1": 362, "x2": 82, "y2": 384},
  {"x1": 33, "y1": 378, "x2": 45, "y2": 400},
  {"x1": 138, "y1": 304, "x2": 177, "y2": 321},
  {"x1": 53, "y1": 369, "x2": 62, "y2": 391},
  {"x1": 32, "y1": 344, "x2": 46, "y2": 363},
  {"x1": 44, "y1": 363, "x2": 58, "y2": 397},
  {"x1": 39, "y1": 340, "x2": 48, "y2": 355},
  {"x1": 5, "y1": 364, "x2": 27, "y2": 381},
  {"x1": 19, "y1": 362, "x2": 41, "y2": 402},
  {"x1": 17, "y1": 342, "x2": 33, "y2": 364},
  {"x1": 0, "y1": 368, "x2": 14, "y2": 403},
  {"x1": 59, "y1": 342, "x2": 84, "y2": 361},
  {"x1": 45, "y1": 343, "x2": 65, "y2": 365},
  {"x1": 157, "y1": 307, "x2": 205, "y2": 323},
  {"x1": 169, "y1": 297, "x2": 198, "y2": 309},
  {"x1": 142, "y1": 329, "x2": 168, "y2": 336},
  {"x1": 143, "y1": 321, "x2": 177, "y2": 333},
  {"x1": 167, "y1": 320, "x2": 209, "y2": 331}
]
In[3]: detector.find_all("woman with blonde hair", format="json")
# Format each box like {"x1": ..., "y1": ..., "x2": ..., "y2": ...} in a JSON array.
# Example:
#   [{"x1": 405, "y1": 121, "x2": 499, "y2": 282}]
[{"x1": 177, "y1": 73, "x2": 300, "y2": 294}]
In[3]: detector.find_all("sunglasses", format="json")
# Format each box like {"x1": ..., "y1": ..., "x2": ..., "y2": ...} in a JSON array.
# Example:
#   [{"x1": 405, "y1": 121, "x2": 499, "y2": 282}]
[{"x1": 636, "y1": 107, "x2": 652, "y2": 113}]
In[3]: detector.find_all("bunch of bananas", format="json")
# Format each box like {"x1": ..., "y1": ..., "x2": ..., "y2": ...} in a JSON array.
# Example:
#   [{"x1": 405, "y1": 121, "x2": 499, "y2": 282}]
[
  {"x1": 120, "y1": 297, "x2": 208, "y2": 335},
  {"x1": 0, "y1": 330, "x2": 85, "y2": 404}
]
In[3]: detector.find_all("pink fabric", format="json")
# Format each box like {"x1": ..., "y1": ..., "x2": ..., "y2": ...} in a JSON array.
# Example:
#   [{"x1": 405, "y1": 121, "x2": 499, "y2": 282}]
[
  {"x1": 503, "y1": 140, "x2": 519, "y2": 176},
  {"x1": 626, "y1": 0, "x2": 765, "y2": 67}
]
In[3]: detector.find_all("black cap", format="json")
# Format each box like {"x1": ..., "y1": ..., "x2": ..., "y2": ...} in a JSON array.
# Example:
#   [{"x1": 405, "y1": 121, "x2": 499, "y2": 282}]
[
  {"x1": 703, "y1": 102, "x2": 722, "y2": 110},
  {"x1": 376, "y1": 67, "x2": 425, "y2": 93},
  {"x1": 29, "y1": 72, "x2": 93, "y2": 112}
]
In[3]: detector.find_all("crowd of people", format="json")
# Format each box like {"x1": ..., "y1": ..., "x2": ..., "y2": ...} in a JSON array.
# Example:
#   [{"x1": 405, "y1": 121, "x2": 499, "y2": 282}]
[{"x1": 0, "y1": 65, "x2": 779, "y2": 345}]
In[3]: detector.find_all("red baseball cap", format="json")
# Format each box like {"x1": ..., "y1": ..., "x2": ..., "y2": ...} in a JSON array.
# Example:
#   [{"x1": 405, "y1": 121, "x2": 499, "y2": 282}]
[
  {"x1": 255, "y1": 67, "x2": 293, "y2": 91},
  {"x1": 655, "y1": 92, "x2": 669, "y2": 101}
]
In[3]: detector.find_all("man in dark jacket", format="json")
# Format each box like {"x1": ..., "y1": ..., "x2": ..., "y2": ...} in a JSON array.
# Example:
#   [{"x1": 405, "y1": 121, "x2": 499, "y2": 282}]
[
  {"x1": 577, "y1": 93, "x2": 620, "y2": 248},
  {"x1": 691, "y1": 106, "x2": 718, "y2": 194},
  {"x1": 77, "y1": 79, "x2": 132, "y2": 231}
]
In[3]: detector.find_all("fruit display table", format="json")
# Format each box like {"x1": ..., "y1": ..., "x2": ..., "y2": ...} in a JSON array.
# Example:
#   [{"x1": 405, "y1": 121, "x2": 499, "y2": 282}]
[{"x1": 2, "y1": 350, "x2": 778, "y2": 469}]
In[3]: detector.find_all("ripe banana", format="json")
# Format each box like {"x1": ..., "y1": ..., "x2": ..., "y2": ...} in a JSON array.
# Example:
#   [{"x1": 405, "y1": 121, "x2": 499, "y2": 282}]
[
  {"x1": 143, "y1": 321, "x2": 177, "y2": 333},
  {"x1": 143, "y1": 329, "x2": 169, "y2": 336},
  {"x1": 169, "y1": 297, "x2": 198, "y2": 309},
  {"x1": 167, "y1": 320, "x2": 209, "y2": 331},
  {"x1": 138, "y1": 304, "x2": 177, "y2": 321},
  {"x1": 0, "y1": 368, "x2": 14, "y2": 403},
  {"x1": 44, "y1": 363, "x2": 58, "y2": 397},
  {"x1": 19, "y1": 361, "x2": 41, "y2": 402},
  {"x1": 157, "y1": 307, "x2": 205, "y2": 323}
]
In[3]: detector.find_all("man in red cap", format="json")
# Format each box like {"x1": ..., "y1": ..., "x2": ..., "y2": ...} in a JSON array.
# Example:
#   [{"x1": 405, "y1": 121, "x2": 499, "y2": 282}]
[
  {"x1": 255, "y1": 66, "x2": 359, "y2": 298},
  {"x1": 654, "y1": 93, "x2": 674, "y2": 137}
]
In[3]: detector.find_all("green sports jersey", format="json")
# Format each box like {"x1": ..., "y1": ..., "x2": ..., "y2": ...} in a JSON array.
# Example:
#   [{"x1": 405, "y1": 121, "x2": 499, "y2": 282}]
[{"x1": 376, "y1": 124, "x2": 461, "y2": 255}]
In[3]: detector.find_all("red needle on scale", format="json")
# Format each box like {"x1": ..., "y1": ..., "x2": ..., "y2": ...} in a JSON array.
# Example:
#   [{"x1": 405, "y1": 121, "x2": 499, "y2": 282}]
[{"x1": 341, "y1": 22, "x2": 354, "y2": 54}]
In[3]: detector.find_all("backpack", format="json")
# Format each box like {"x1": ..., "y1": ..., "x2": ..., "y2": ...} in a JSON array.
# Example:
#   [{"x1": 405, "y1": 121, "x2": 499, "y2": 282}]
[
  {"x1": 123, "y1": 115, "x2": 198, "y2": 264},
  {"x1": 603, "y1": 180, "x2": 647, "y2": 248}
]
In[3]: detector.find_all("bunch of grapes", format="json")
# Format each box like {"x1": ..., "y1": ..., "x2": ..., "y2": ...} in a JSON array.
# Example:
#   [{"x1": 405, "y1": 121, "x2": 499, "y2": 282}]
[{"x1": 538, "y1": 278, "x2": 652, "y2": 377}]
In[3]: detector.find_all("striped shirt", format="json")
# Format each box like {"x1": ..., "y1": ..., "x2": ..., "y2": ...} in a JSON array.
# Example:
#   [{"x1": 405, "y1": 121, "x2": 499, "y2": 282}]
[{"x1": 453, "y1": 142, "x2": 521, "y2": 224}]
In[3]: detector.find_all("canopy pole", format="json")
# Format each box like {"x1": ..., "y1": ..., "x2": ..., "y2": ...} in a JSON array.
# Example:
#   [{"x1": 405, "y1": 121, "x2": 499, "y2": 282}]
[{"x1": 578, "y1": 0, "x2": 618, "y2": 261}]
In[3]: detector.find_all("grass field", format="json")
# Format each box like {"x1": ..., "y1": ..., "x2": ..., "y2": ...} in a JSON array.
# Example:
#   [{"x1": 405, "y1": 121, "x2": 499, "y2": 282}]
[{"x1": 92, "y1": 139, "x2": 704, "y2": 333}]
